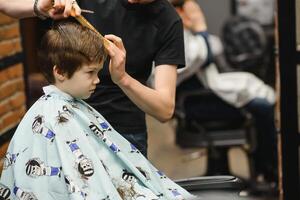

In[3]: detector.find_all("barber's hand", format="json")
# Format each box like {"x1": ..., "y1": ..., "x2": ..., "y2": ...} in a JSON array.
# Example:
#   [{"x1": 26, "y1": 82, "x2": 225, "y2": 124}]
[
  {"x1": 104, "y1": 34, "x2": 127, "y2": 85},
  {"x1": 182, "y1": 0, "x2": 207, "y2": 32},
  {"x1": 38, "y1": 0, "x2": 81, "y2": 19}
]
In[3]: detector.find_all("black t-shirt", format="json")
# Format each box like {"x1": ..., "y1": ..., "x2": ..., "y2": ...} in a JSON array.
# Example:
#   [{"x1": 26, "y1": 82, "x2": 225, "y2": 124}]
[{"x1": 79, "y1": 0, "x2": 185, "y2": 134}]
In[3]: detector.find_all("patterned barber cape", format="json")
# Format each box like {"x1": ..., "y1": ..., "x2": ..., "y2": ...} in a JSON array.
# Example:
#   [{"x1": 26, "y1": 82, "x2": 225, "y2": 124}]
[{"x1": 0, "y1": 85, "x2": 196, "y2": 200}]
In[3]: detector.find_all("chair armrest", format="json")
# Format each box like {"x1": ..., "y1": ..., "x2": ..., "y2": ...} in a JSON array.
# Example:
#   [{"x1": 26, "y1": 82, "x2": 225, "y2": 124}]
[{"x1": 175, "y1": 175, "x2": 245, "y2": 191}]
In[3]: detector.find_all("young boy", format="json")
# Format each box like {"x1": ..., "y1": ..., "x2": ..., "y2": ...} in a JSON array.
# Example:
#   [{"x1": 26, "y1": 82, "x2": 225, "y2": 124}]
[{"x1": 0, "y1": 21, "x2": 195, "y2": 200}]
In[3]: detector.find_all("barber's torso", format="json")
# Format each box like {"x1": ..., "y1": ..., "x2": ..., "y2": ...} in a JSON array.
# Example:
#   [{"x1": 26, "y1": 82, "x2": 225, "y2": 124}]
[{"x1": 79, "y1": 0, "x2": 184, "y2": 134}]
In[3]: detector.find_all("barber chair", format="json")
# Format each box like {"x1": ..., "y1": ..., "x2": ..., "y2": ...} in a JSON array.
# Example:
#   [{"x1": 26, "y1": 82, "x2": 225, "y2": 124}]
[
  {"x1": 176, "y1": 174, "x2": 277, "y2": 199},
  {"x1": 176, "y1": 175, "x2": 246, "y2": 200},
  {"x1": 175, "y1": 75, "x2": 257, "y2": 179},
  {"x1": 221, "y1": 16, "x2": 272, "y2": 83}
]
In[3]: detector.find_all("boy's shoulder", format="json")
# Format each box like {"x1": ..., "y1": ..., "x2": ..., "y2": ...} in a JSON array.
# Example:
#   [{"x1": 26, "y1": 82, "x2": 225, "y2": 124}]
[
  {"x1": 13, "y1": 94, "x2": 67, "y2": 139},
  {"x1": 30, "y1": 93, "x2": 66, "y2": 110},
  {"x1": 24, "y1": 94, "x2": 70, "y2": 123}
]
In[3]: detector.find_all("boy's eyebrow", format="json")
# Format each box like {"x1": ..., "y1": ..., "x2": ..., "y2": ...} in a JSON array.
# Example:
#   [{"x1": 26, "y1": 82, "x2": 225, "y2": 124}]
[{"x1": 86, "y1": 65, "x2": 103, "y2": 70}]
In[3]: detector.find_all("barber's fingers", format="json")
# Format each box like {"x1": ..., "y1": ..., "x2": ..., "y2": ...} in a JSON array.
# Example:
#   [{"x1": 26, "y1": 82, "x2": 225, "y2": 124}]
[
  {"x1": 105, "y1": 35, "x2": 126, "y2": 51},
  {"x1": 63, "y1": 0, "x2": 81, "y2": 17},
  {"x1": 103, "y1": 35, "x2": 126, "y2": 84},
  {"x1": 47, "y1": 0, "x2": 64, "y2": 19},
  {"x1": 52, "y1": 0, "x2": 63, "y2": 9},
  {"x1": 104, "y1": 35, "x2": 126, "y2": 71},
  {"x1": 48, "y1": 0, "x2": 81, "y2": 19},
  {"x1": 71, "y1": 1, "x2": 81, "y2": 16},
  {"x1": 62, "y1": 0, "x2": 72, "y2": 17}
]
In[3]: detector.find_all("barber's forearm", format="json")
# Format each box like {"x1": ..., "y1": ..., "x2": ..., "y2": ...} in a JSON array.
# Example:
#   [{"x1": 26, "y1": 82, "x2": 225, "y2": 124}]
[
  {"x1": 0, "y1": 0, "x2": 35, "y2": 18},
  {"x1": 117, "y1": 73, "x2": 176, "y2": 122}
]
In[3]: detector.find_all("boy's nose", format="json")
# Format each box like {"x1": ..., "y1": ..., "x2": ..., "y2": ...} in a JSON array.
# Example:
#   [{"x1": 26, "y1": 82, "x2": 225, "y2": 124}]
[{"x1": 94, "y1": 76, "x2": 100, "y2": 84}]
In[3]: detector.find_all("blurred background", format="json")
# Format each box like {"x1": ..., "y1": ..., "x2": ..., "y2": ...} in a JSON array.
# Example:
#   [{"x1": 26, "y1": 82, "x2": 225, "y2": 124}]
[{"x1": 0, "y1": 0, "x2": 300, "y2": 199}]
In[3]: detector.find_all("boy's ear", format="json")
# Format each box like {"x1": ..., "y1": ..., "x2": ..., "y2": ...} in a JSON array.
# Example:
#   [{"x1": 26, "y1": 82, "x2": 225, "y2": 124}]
[{"x1": 53, "y1": 65, "x2": 66, "y2": 82}]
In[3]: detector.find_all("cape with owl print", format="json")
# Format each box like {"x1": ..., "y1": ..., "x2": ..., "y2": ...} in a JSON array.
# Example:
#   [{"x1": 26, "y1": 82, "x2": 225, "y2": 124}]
[{"x1": 0, "y1": 85, "x2": 197, "y2": 200}]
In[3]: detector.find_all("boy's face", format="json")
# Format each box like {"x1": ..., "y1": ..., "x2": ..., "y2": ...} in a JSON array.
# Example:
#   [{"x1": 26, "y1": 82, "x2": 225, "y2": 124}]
[{"x1": 61, "y1": 63, "x2": 103, "y2": 99}]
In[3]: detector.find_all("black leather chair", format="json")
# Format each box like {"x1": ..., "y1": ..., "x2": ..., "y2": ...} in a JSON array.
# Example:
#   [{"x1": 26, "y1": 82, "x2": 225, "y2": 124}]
[
  {"x1": 175, "y1": 75, "x2": 257, "y2": 178},
  {"x1": 221, "y1": 16, "x2": 271, "y2": 82},
  {"x1": 176, "y1": 175, "x2": 246, "y2": 200}
]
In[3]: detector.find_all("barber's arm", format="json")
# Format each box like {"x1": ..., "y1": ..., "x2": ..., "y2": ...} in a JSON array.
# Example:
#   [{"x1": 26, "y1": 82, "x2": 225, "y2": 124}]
[
  {"x1": 0, "y1": 0, "x2": 81, "y2": 19},
  {"x1": 104, "y1": 34, "x2": 177, "y2": 122},
  {"x1": 121, "y1": 64, "x2": 177, "y2": 123},
  {"x1": 0, "y1": 0, "x2": 34, "y2": 18}
]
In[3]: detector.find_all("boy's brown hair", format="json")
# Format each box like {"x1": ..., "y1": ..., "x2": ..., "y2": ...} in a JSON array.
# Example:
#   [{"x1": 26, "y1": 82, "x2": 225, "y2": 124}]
[{"x1": 38, "y1": 20, "x2": 107, "y2": 83}]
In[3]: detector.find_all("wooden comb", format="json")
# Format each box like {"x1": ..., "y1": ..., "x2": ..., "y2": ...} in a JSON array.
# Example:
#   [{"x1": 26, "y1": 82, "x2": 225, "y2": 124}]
[{"x1": 73, "y1": 14, "x2": 110, "y2": 50}]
